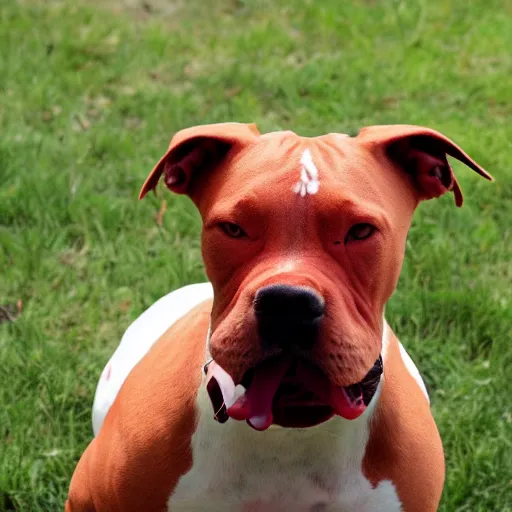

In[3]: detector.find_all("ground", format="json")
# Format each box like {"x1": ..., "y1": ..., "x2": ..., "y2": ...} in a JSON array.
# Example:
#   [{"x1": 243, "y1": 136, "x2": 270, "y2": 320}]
[{"x1": 0, "y1": 0, "x2": 511, "y2": 510}]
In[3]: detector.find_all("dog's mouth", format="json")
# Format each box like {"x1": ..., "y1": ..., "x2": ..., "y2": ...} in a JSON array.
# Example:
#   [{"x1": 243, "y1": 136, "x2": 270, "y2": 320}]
[{"x1": 204, "y1": 355, "x2": 383, "y2": 431}]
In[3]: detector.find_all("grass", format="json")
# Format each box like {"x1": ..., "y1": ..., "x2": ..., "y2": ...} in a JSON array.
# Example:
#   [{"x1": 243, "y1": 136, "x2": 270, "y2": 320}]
[{"x1": 0, "y1": 0, "x2": 511, "y2": 509}]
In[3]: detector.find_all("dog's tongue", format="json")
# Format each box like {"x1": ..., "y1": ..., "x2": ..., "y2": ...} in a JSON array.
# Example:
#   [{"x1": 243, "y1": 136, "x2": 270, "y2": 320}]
[{"x1": 227, "y1": 356, "x2": 293, "y2": 430}]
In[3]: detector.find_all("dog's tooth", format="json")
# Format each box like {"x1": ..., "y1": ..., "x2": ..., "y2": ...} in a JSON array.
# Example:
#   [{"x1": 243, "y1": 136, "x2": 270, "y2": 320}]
[
  {"x1": 234, "y1": 384, "x2": 246, "y2": 401},
  {"x1": 206, "y1": 361, "x2": 237, "y2": 408}
]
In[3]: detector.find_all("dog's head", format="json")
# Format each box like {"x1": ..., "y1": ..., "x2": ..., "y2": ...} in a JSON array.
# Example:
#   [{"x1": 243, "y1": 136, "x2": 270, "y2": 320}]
[{"x1": 140, "y1": 123, "x2": 491, "y2": 430}]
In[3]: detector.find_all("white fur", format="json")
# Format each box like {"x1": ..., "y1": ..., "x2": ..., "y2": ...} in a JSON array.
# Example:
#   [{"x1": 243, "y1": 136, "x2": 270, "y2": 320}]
[
  {"x1": 398, "y1": 343, "x2": 429, "y2": 402},
  {"x1": 293, "y1": 149, "x2": 319, "y2": 196},
  {"x1": 167, "y1": 323, "x2": 402, "y2": 511},
  {"x1": 92, "y1": 284, "x2": 429, "y2": 511},
  {"x1": 381, "y1": 322, "x2": 429, "y2": 402}
]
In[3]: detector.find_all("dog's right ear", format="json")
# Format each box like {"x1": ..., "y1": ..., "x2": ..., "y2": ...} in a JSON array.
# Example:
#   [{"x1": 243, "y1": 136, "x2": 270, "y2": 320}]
[{"x1": 139, "y1": 123, "x2": 260, "y2": 199}]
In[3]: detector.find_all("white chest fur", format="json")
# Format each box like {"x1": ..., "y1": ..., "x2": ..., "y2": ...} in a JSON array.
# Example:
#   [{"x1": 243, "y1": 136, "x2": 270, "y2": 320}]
[{"x1": 167, "y1": 381, "x2": 402, "y2": 512}]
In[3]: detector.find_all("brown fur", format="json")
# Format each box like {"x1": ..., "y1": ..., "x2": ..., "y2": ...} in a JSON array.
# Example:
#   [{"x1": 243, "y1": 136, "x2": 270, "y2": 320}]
[
  {"x1": 66, "y1": 301, "x2": 211, "y2": 512},
  {"x1": 363, "y1": 328, "x2": 445, "y2": 511}
]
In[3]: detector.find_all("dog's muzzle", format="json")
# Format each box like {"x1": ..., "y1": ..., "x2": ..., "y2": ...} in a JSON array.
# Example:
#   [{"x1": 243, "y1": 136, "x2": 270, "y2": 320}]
[{"x1": 203, "y1": 283, "x2": 383, "y2": 431}]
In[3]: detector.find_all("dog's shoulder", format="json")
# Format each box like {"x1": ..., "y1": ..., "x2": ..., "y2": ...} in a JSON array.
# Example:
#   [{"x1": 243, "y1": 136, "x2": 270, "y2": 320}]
[
  {"x1": 67, "y1": 298, "x2": 212, "y2": 512},
  {"x1": 363, "y1": 327, "x2": 445, "y2": 511}
]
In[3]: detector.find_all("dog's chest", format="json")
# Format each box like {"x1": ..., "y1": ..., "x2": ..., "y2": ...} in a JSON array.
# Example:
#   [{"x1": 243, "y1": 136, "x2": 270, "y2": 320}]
[{"x1": 167, "y1": 386, "x2": 402, "y2": 512}]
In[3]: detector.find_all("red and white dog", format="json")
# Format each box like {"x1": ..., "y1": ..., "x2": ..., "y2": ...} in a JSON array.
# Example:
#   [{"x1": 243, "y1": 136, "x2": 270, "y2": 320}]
[{"x1": 66, "y1": 123, "x2": 492, "y2": 511}]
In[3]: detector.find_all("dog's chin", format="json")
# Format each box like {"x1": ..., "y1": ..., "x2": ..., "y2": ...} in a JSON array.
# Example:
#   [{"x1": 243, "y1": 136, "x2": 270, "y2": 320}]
[{"x1": 205, "y1": 355, "x2": 383, "y2": 431}]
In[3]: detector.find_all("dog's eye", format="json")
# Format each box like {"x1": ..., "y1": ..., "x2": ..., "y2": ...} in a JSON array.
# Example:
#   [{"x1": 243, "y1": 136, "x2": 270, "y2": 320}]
[
  {"x1": 345, "y1": 223, "x2": 376, "y2": 244},
  {"x1": 219, "y1": 222, "x2": 247, "y2": 239}
]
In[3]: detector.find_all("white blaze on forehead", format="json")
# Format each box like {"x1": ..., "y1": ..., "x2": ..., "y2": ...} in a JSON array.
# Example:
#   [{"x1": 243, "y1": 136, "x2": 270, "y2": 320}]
[{"x1": 293, "y1": 148, "x2": 319, "y2": 197}]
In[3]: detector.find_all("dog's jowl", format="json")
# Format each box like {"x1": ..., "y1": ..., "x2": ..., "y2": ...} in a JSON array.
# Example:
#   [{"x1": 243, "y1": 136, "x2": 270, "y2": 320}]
[{"x1": 66, "y1": 123, "x2": 492, "y2": 512}]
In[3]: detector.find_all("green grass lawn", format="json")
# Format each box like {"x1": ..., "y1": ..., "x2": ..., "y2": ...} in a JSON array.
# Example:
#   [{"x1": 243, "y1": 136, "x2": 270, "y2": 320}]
[{"x1": 1, "y1": 0, "x2": 511, "y2": 509}]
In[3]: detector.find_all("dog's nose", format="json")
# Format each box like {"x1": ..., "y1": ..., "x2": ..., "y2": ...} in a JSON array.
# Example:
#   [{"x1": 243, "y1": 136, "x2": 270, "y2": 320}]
[{"x1": 254, "y1": 284, "x2": 324, "y2": 350}]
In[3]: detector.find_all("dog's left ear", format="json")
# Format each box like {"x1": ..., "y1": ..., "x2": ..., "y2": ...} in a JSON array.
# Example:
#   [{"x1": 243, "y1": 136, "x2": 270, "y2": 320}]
[
  {"x1": 356, "y1": 125, "x2": 493, "y2": 206},
  {"x1": 139, "y1": 123, "x2": 260, "y2": 199}
]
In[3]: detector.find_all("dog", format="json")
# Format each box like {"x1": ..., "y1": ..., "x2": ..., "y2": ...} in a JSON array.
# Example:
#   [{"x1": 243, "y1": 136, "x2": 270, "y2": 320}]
[{"x1": 66, "y1": 123, "x2": 492, "y2": 511}]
